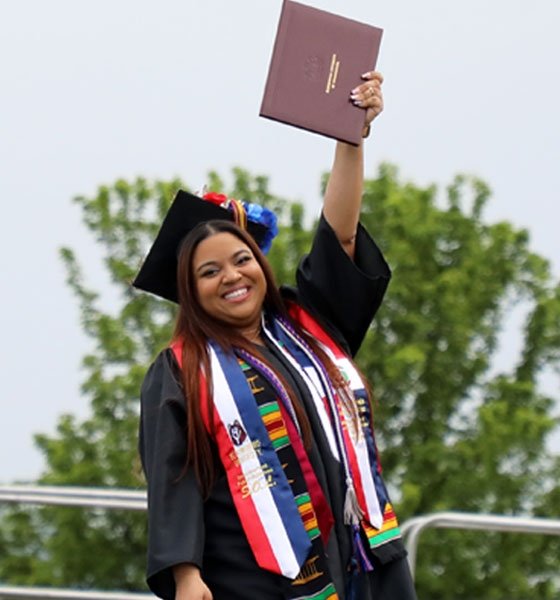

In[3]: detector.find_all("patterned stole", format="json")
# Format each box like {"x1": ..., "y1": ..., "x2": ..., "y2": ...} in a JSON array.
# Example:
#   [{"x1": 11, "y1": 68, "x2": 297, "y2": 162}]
[
  {"x1": 265, "y1": 311, "x2": 383, "y2": 530},
  {"x1": 236, "y1": 354, "x2": 338, "y2": 600},
  {"x1": 283, "y1": 303, "x2": 402, "y2": 552},
  {"x1": 171, "y1": 340, "x2": 339, "y2": 599}
]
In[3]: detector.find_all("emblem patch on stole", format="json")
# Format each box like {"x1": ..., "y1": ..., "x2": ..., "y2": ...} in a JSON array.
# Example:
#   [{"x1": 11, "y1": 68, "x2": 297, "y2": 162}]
[{"x1": 228, "y1": 420, "x2": 247, "y2": 446}]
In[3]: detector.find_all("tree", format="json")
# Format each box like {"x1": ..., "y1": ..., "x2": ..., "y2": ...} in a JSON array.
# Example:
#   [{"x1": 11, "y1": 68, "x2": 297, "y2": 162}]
[
  {"x1": 1, "y1": 165, "x2": 558, "y2": 598},
  {"x1": 357, "y1": 166, "x2": 560, "y2": 598}
]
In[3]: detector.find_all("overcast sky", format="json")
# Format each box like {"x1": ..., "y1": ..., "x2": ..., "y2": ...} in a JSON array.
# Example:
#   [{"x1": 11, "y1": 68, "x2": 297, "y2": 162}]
[{"x1": 1, "y1": 0, "x2": 559, "y2": 483}]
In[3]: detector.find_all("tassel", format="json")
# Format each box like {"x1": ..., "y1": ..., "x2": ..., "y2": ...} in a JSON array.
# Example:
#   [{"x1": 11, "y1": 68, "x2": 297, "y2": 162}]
[
  {"x1": 353, "y1": 525, "x2": 374, "y2": 573},
  {"x1": 343, "y1": 479, "x2": 364, "y2": 526}
]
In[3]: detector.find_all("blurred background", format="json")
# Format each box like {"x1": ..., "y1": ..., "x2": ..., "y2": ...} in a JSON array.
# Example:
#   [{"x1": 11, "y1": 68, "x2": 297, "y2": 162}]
[{"x1": 1, "y1": 1, "x2": 559, "y2": 598}]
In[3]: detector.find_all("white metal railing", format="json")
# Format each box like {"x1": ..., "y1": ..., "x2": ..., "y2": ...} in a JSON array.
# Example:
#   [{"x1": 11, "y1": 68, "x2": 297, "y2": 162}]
[
  {"x1": 0, "y1": 587, "x2": 150, "y2": 600},
  {"x1": 401, "y1": 511, "x2": 560, "y2": 578},
  {"x1": 0, "y1": 485, "x2": 146, "y2": 511},
  {"x1": 2, "y1": 486, "x2": 560, "y2": 596},
  {"x1": 0, "y1": 485, "x2": 149, "y2": 600}
]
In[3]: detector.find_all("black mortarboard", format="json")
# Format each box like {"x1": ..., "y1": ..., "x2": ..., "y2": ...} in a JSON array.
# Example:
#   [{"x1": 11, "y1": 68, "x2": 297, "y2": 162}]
[{"x1": 132, "y1": 190, "x2": 268, "y2": 303}]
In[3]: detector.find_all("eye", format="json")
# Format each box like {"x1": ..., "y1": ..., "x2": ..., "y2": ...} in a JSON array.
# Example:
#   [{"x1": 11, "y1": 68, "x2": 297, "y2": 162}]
[
  {"x1": 236, "y1": 254, "x2": 252, "y2": 265},
  {"x1": 200, "y1": 267, "x2": 219, "y2": 278}
]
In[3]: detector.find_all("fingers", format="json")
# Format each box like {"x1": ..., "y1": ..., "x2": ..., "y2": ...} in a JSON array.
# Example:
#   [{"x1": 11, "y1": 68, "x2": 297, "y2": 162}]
[
  {"x1": 350, "y1": 87, "x2": 382, "y2": 108},
  {"x1": 349, "y1": 71, "x2": 384, "y2": 131},
  {"x1": 362, "y1": 70, "x2": 383, "y2": 84},
  {"x1": 349, "y1": 74, "x2": 383, "y2": 109}
]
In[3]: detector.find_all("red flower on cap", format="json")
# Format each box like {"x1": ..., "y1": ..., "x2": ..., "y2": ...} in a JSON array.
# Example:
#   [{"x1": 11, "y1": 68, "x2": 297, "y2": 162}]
[
  {"x1": 200, "y1": 190, "x2": 278, "y2": 254},
  {"x1": 202, "y1": 192, "x2": 229, "y2": 207}
]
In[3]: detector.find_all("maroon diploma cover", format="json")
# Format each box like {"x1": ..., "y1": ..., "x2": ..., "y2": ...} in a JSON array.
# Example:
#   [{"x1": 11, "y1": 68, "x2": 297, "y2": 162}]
[{"x1": 260, "y1": 0, "x2": 383, "y2": 145}]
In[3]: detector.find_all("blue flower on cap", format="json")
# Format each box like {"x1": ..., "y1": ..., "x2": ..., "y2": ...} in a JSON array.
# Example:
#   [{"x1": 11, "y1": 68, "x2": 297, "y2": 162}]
[
  {"x1": 243, "y1": 202, "x2": 278, "y2": 254},
  {"x1": 202, "y1": 191, "x2": 278, "y2": 254}
]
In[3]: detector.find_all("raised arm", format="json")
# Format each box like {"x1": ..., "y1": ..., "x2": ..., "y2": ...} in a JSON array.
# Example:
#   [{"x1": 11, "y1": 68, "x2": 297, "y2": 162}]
[{"x1": 322, "y1": 71, "x2": 384, "y2": 260}]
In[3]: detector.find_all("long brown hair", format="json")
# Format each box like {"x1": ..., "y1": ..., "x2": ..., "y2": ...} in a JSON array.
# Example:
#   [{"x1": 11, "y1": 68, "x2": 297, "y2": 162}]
[{"x1": 172, "y1": 219, "x2": 363, "y2": 497}]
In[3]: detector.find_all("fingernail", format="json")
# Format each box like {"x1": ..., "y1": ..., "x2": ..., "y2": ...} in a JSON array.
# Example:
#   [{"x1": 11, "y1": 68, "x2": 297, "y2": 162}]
[
  {"x1": 353, "y1": 99, "x2": 363, "y2": 107},
  {"x1": 351, "y1": 87, "x2": 360, "y2": 94},
  {"x1": 361, "y1": 72, "x2": 370, "y2": 78}
]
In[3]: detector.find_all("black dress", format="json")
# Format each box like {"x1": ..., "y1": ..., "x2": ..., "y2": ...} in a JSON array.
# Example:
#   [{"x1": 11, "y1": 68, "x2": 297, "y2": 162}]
[{"x1": 139, "y1": 215, "x2": 417, "y2": 600}]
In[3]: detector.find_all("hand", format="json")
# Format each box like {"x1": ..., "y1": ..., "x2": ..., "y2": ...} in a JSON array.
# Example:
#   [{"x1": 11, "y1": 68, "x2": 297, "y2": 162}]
[
  {"x1": 350, "y1": 71, "x2": 384, "y2": 137},
  {"x1": 174, "y1": 564, "x2": 213, "y2": 600}
]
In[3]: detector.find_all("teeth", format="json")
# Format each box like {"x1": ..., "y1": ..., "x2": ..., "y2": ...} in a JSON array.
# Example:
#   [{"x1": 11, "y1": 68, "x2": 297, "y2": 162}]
[{"x1": 224, "y1": 288, "x2": 248, "y2": 300}]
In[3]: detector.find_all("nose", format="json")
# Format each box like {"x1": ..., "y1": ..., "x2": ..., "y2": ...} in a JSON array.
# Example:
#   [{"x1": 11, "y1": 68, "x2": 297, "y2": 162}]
[{"x1": 222, "y1": 265, "x2": 242, "y2": 284}]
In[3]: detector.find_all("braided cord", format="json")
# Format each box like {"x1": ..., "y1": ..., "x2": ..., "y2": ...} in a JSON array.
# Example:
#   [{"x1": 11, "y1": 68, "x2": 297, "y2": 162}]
[
  {"x1": 264, "y1": 317, "x2": 357, "y2": 490},
  {"x1": 235, "y1": 347, "x2": 302, "y2": 437}
]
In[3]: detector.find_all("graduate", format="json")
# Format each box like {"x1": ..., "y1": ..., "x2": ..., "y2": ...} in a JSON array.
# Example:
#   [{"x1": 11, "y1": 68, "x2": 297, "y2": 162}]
[{"x1": 134, "y1": 71, "x2": 417, "y2": 600}]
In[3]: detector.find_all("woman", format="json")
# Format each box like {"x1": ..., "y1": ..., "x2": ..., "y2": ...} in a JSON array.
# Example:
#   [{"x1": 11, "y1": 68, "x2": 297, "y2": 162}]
[{"x1": 135, "y1": 72, "x2": 417, "y2": 600}]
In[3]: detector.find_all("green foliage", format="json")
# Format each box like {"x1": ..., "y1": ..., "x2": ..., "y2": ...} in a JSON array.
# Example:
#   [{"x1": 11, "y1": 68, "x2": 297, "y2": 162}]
[
  {"x1": 1, "y1": 165, "x2": 559, "y2": 598},
  {"x1": 357, "y1": 166, "x2": 560, "y2": 598}
]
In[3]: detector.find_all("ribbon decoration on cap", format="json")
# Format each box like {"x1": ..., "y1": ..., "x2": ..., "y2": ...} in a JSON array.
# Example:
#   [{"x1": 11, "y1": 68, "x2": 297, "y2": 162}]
[{"x1": 202, "y1": 192, "x2": 279, "y2": 254}]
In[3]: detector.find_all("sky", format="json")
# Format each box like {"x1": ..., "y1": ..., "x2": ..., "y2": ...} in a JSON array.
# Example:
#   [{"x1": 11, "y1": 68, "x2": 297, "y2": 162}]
[{"x1": 1, "y1": 0, "x2": 559, "y2": 483}]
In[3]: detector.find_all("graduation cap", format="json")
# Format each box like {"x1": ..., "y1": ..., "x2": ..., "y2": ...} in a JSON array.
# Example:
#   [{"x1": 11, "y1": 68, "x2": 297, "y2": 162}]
[{"x1": 132, "y1": 190, "x2": 275, "y2": 303}]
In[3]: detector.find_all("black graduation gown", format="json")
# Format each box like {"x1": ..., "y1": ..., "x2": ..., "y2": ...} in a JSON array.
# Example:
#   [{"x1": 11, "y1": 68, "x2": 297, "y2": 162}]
[{"x1": 139, "y1": 215, "x2": 417, "y2": 600}]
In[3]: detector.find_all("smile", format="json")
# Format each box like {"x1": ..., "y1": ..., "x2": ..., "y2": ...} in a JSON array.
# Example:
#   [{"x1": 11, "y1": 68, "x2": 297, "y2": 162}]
[{"x1": 223, "y1": 287, "x2": 250, "y2": 301}]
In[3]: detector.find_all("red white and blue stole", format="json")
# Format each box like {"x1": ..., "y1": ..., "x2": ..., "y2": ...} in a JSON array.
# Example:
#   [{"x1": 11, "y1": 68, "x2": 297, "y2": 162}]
[
  {"x1": 171, "y1": 338, "x2": 339, "y2": 599},
  {"x1": 281, "y1": 303, "x2": 402, "y2": 552},
  {"x1": 265, "y1": 315, "x2": 383, "y2": 529},
  {"x1": 202, "y1": 341, "x2": 311, "y2": 578}
]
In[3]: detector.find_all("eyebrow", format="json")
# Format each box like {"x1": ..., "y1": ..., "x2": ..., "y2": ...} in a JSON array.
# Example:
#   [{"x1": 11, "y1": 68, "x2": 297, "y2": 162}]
[{"x1": 195, "y1": 249, "x2": 251, "y2": 274}]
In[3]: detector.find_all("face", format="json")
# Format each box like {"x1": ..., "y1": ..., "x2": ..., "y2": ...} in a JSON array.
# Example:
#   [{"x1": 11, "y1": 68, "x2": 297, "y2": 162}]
[{"x1": 192, "y1": 232, "x2": 267, "y2": 335}]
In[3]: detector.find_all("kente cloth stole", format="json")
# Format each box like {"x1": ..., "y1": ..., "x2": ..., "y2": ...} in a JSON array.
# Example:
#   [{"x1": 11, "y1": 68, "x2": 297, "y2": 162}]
[
  {"x1": 282, "y1": 302, "x2": 402, "y2": 551},
  {"x1": 236, "y1": 354, "x2": 338, "y2": 600},
  {"x1": 171, "y1": 339, "x2": 338, "y2": 600}
]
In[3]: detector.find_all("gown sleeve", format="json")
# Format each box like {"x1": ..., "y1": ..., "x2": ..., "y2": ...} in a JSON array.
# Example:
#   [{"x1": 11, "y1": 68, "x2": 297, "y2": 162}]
[
  {"x1": 293, "y1": 212, "x2": 391, "y2": 356},
  {"x1": 139, "y1": 349, "x2": 205, "y2": 600}
]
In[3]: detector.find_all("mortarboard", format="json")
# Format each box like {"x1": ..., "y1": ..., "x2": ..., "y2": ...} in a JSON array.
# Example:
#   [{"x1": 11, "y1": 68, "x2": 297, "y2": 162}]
[{"x1": 132, "y1": 190, "x2": 273, "y2": 303}]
